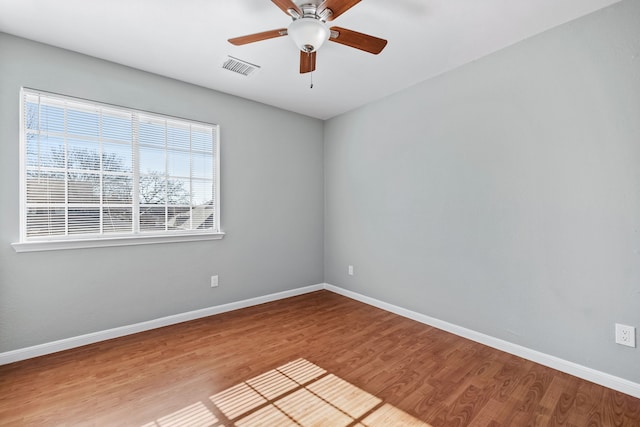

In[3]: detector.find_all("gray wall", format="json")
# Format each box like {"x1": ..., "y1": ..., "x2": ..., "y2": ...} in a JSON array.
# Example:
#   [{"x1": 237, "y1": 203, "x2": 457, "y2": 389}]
[
  {"x1": 0, "y1": 33, "x2": 324, "y2": 352},
  {"x1": 324, "y1": 0, "x2": 640, "y2": 383},
  {"x1": 1, "y1": 0, "x2": 638, "y2": 386}
]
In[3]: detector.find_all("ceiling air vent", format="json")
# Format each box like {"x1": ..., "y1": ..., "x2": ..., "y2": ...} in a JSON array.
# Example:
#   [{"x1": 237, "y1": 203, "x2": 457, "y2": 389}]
[{"x1": 222, "y1": 56, "x2": 260, "y2": 77}]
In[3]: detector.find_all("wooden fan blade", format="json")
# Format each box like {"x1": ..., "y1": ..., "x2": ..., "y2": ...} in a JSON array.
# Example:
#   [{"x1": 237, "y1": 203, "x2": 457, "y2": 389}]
[
  {"x1": 318, "y1": 0, "x2": 361, "y2": 21},
  {"x1": 329, "y1": 26, "x2": 387, "y2": 54},
  {"x1": 271, "y1": 0, "x2": 302, "y2": 16},
  {"x1": 300, "y1": 51, "x2": 316, "y2": 74},
  {"x1": 228, "y1": 29, "x2": 287, "y2": 46}
]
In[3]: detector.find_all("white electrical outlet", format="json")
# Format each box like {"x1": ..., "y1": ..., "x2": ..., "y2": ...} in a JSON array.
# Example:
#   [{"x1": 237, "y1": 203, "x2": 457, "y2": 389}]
[
  {"x1": 211, "y1": 275, "x2": 219, "y2": 288},
  {"x1": 615, "y1": 323, "x2": 636, "y2": 347},
  {"x1": 348, "y1": 265, "x2": 354, "y2": 276}
]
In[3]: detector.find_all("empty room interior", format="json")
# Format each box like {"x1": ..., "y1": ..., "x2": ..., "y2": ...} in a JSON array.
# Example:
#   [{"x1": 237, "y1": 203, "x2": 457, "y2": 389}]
[{"x1": 0, "y1": 0, "x2": 639, "y2": 425}]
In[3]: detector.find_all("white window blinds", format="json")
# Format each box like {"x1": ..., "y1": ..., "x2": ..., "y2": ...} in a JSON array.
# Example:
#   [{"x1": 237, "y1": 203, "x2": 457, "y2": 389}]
[{"x1": 20, "y1": 88, "x2": 220, "y2": 244}]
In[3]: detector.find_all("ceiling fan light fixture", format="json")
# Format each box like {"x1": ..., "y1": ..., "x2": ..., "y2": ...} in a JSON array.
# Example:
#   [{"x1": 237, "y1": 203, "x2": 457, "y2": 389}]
[{"x1": 288, "y1": 17, "x2": 329, "y2": 53}]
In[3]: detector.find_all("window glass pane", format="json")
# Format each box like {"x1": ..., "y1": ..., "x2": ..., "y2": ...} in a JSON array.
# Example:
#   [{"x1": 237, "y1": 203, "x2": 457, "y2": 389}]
[
  {"x1": 68, "y1": 173, "x2": 100, "y2": 203},
  {"x1": 103, "y1": 175, "x2": 133, "y2": 204},
  {"x1": 192, "y1": 152, "x2": 213, "y2": 179},
  {"x1": 103, "y1": 142, "x2": 132, "y2": 172},
  {"x1": 139, "y1": 146, "x2": 165, "y2": 174},
  {"x1": 139, "y1": 173, "x2": 166, "y2": 204},
  {"x1": 34, "y1": 135, "x2": 66, "y2": 169},
  {"x1": 167, "y1": 178, "x2": 190, "y2": 206},
  {"x1": 26, "y1": 133, "x2": 40, "y2": 167},
  {"x1": 167, "y1": 122, "x2": 190, "y2": 150},
  {"x1": 192, "y1": 180, "x2": 213, "y2": 206},
  {"x1": 67, "y1": 106, "x2": 100, "y2": 137},
  {"x1": 25, "y1": 101, "x2": 39, "y2": 130},
  {"x1": 139, "y1": 117, "x2": 165, "y2": 147},
  {"x1": 68, "y1": 208, "x2": 100, "y2": 234},
  {"x1": 192, "y1": 126, "x2": 213, "y2": 152},
  {"x1": 167, "y1": 206, "x2": 192, "y2": 230},
  {"x1": 103, "y1": 207, "x2": 132, "y2": 233},
  {"x1": 167, "y1": 149, "x2": 190, "y2": 178},
  {"x1": 103, "y1": 110, "x2": 132, "y2": 142},
  {"x1": 192, "y1": 204, "x2": 214, "y2": 230},
  {"x1": 67, "y1": 139, "x2": 100, "y2": 171},
  {"x1": 40, "y1": 102, "x2": 65, "y2": 133},
  {"x1": 140, "y1": 206, "x2": 166, "y2": 231},
  {"x1": 26, "y1": 208, "x2": 65, "y2": 237},
  {"x1": 26, "y1": 171, "x2": 66, "y2": 204}
]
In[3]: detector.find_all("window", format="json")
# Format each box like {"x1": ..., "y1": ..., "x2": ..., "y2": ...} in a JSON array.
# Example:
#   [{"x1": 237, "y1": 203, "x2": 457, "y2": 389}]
[{"x1": 13, "y1": 88, "x2": 223, "y2": 252}]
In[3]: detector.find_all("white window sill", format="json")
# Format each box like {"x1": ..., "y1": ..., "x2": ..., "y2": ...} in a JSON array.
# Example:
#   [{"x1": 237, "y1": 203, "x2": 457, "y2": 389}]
[{"x1": 12, "y1": 232, "x2": 225, "y2": 253}]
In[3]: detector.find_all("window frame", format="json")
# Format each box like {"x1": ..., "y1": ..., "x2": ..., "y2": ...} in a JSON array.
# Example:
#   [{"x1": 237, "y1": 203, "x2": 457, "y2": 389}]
[{"x1": 12, "y1": 88, "x2": 224, "y2": 253}]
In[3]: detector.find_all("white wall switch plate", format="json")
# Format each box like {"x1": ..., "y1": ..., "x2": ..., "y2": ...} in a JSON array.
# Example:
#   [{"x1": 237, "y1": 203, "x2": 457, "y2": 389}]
[
  {"x1": 348, "y1": 265, "x2": 354, "y2": 276},
  {"x1": 211, "y1": 275, "x2": 219, "y2": 288},
  {"x1": 615, "y1": 323, "x2": 635, "y2": 347}
]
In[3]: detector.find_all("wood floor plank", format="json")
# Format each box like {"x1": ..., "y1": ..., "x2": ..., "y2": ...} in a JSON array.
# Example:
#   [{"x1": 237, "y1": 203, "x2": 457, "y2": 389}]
[{"x1": 0, "y1": 291, "x2": 639, "y2": 426}]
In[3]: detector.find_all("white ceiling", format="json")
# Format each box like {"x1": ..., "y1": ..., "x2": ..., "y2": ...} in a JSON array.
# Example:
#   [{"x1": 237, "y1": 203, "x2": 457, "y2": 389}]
[{"x1": 0, "y1": 0, "x2": 621, "y2": 119}]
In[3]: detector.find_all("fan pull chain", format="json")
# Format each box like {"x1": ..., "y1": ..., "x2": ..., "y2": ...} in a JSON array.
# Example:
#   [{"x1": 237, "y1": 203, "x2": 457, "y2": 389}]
[{"x1": 310, "y1": 71, "x2": 314, "y2": 89}]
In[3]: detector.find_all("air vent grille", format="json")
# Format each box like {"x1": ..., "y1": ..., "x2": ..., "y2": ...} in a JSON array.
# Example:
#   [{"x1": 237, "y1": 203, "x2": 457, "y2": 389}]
[{"x1": 222, "y1": 56, "x2": 261, "y2": 77}]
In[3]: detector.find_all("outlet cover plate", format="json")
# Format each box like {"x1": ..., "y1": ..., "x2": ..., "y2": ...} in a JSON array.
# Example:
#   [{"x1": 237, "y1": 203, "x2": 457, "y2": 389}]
[{"x1": 615, "y1": 323, "x2": 636, "y2": 347}]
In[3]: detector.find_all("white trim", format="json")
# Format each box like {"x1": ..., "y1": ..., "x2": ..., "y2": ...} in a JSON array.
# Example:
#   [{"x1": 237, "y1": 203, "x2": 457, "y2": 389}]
[
  {"x1": 18, "y1": 89, "x2": 27, "y2": 246},
  {"x1": 12, "y1": 232, "x2": 225, "y2": 252},
  {"x1": 2, "y1": 281, "x2": 638, "y2": 399},
  {"x1": 214, "y1": 125, "x2": 221, "y2": 233},
  {"x1": 324, "y1": 283, "x2": 640, "y2": 399},
  {"x1": 0, "y1": 283, "x2": 323, "y2": 365}
]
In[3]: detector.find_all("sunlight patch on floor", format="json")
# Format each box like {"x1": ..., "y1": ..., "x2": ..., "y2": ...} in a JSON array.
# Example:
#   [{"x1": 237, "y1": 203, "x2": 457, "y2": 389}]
[
  {"x1": 142, "y1": 358, "x2": 431, "y2": 426},
  {"x1": 140, "y1": 402, "x2": 218, "y2": 427}
]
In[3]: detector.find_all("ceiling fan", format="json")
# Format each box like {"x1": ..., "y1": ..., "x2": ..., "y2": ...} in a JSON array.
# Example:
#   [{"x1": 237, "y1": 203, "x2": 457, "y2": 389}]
[{"x1": 228, "y1": 0, "x2": 388, "y2": 74}]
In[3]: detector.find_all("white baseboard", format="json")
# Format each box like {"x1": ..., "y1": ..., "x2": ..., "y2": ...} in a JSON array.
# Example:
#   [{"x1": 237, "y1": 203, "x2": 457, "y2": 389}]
[
  {"x1": 324, "y1": 283, "x2": 640, "y2": 399},
  {"x1": 0, "y1": 283, "x2": 324, "y2": 366},
  {"x1": 2, "y1": 281, "x2": 639, "y2": 399}
]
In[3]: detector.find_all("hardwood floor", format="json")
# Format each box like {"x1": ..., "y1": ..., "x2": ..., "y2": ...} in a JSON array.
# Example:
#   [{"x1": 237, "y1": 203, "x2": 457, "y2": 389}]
[{"x1": 0, "y1": 290, "x2": 639, "y2": 426}]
